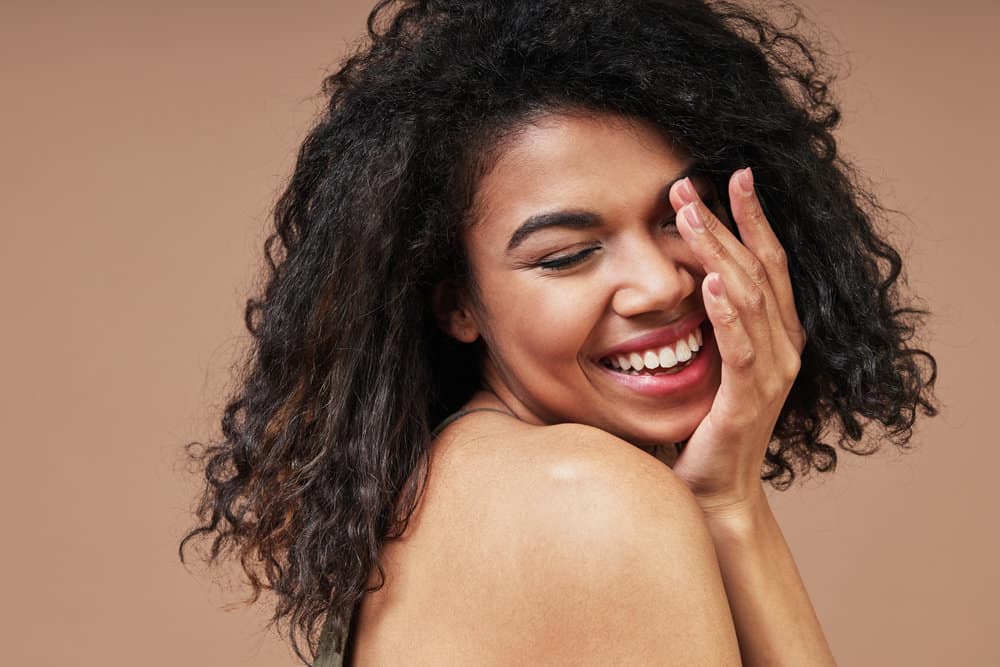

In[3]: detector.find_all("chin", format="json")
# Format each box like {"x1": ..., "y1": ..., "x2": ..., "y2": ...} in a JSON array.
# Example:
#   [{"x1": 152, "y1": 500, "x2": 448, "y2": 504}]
[
  {"x1": 623, "y1": 401, "x2": 708, "y2": 447},
  {"x1": 600, "y1": 413, "x2": 698, "y2": 450}
]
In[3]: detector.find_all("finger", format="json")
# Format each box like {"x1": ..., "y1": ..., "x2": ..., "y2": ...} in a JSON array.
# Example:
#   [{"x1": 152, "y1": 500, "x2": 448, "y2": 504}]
[
  {"x1": 669, "y1": 176, "x2": 764, "y2": 285},
  {"x1": 702, "y1": 272, "x2": 758, "y2": 381},
  {"x1": 670, "y1": 175, "x2": 794, "y2": 358},
  {"x1": 670, "y1": 182, "x2": 778, "y2": 356},
  {"x1": 728, "y1": 168, "x2": 807, "y2": 354}
]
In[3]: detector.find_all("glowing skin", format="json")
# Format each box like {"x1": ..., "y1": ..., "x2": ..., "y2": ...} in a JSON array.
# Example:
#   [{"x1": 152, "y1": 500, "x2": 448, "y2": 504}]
[{"x1": 446, "y1": 112, "x2": 731, "y2": 450}]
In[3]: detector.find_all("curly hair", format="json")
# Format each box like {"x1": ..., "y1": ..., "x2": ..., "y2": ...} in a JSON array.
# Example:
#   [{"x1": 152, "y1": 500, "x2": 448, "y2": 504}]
[{"x1": 178, "y1": 0, "x2": 939, "y2": 662}]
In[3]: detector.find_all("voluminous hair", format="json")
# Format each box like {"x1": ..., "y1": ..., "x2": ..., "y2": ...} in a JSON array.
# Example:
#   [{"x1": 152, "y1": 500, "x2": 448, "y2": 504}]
[{"x1": 179, "y1": 1, "x2": 939, "y2": 662}]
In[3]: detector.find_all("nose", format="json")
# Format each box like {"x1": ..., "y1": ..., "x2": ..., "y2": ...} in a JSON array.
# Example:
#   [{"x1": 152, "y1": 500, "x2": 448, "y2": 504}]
[{"x1": 609, "y1": 236, "x2": 699, "y2": 318}]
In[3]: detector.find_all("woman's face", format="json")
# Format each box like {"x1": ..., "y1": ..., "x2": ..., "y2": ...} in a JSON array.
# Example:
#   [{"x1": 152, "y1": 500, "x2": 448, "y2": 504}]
[{"x1": 450, "y1": 111, "x2": 727, "y2": 447}]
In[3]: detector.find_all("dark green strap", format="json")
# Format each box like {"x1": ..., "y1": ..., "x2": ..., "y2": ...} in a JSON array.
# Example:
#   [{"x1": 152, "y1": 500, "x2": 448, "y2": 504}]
[{"x1": 313, "y1": 609, "x2": 345, "y2": 667}]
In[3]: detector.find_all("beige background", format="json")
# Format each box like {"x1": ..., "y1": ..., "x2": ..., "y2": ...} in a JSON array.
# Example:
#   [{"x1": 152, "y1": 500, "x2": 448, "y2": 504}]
[{"x1": 2, "y1": 1, "x2": 996, "y2": 665}]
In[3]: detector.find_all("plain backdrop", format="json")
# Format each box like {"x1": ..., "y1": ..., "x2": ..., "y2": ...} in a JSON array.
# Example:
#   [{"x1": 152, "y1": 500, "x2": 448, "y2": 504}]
[{"x1": 2, "y1": 1, "x2": 997, "y2": 665}]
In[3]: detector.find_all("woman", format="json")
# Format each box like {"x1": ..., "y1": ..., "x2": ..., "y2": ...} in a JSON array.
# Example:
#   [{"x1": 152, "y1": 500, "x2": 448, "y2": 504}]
[{"x1": 179, "y1": 1, "x2": 939, "y2": 664}]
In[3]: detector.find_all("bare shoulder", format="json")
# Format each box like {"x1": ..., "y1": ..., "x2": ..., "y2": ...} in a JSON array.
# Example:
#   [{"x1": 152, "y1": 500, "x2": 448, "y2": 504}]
[
  {"x1": 432, "y1": 418, "x2": 685, "y2": 501},
  {"x1": 398, "y1": 420, "x2": 741, "y2": 665}
]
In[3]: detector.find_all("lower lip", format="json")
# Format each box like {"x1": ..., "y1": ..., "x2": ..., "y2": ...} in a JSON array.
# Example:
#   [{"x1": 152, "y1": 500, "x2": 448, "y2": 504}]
[{"x1": 595, "y1": 324, "x2": 716, "y2": 398}]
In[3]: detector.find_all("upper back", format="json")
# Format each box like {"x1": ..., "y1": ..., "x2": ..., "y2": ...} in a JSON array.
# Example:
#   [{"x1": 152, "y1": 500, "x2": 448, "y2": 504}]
[{"x1": 346, "y1": 414, "x2": 740, "y2": 665}]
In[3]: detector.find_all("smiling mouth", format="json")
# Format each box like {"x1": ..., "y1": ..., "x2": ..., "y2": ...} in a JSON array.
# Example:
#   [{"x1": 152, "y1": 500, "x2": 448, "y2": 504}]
[
  {"x1": 599, "y1": 350, "x2": 699, "y2": 375},
  {"x1": 597, "y1": 323, "x2": 705, "y2": 376}
]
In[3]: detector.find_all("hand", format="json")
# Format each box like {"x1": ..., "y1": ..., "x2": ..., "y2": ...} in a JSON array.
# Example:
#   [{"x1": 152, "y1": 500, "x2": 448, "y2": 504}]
[{"x1": 666, "y1": 167, "x2": 807, "y2": 516}]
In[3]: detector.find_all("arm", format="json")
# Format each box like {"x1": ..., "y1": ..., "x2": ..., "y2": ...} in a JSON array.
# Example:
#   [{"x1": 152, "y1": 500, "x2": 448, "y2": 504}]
[
  {"x1": 666, "y1": 167, "x2": 836, "y2": 664},
  {"x1": 704, "y1": 488, "x2": 836, "y2": 666}
]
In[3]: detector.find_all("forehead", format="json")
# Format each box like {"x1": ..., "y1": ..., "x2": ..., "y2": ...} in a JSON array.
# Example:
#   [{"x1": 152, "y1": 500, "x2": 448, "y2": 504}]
[{"x1": 472, "y1": 112, "x2": 691, "y2": 231}]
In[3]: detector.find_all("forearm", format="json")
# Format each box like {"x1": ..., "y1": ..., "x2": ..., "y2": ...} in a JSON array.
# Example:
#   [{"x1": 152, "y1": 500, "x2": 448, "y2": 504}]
[{"x1": 702, "y1": 489, "x2": 837, "y2": 667}]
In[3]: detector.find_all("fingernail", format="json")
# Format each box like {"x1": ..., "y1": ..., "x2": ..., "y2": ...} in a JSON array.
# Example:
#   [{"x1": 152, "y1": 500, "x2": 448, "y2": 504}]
[
  {"x1": 707, "y1": 273, "x2": 725, "y2": 298},
  {"x1": 678, "y1": 177, "x2": 697, "y2": 203},
  {"x1": 737, "y1": 167, "x2": 753, "y2": 196},
  {"x1": 682, "y1": 203, "x2": 704, "y2": 233}
]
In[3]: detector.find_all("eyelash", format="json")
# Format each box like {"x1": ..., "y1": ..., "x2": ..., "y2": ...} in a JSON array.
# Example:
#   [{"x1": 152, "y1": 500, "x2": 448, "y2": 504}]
[
  {"x1": 534, "y1": 194, "x2": 721, "y2": 272},
  {"x1": 536, "y1": 247, "x2": 601, "y2": 271}
]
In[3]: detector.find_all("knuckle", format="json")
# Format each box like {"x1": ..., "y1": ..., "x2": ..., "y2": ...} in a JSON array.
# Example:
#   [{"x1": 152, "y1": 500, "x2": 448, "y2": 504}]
[
  {"x1": 733, "y1": 347, "x2": 756, "y2": 369},
  {"x1": 718, "y1": 305, "x2": 740, "y2": 326},
  {"x1": 791, "y1": 325, "x2": 808, "y2": 352},
  {"x1": 701, "y1": 210, "x2": 720, "y2": 232},
  {"x1": 745, "y1": 257, "x2": 768, "y2": 287},
  {"x1": 785, "y1": 354, "x2": 802, "y2": 379},
  {"x1": 749, "y1": 200, "x2": 768, "y2": 227},
  {"x1": 764, "y1": 245, "x2": 788, "y2": 270},
  {"x1": 705, "y1": 237, "x2": 727, "y2": 262},
  {"x1": 742, "y1": 285, "x2": 766, "y2": 313}
]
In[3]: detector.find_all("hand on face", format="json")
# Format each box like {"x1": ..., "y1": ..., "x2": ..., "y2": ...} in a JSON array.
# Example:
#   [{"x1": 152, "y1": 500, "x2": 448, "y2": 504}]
[{"x1": 667, "y1": 168, "x2": 807, "y2": 516}]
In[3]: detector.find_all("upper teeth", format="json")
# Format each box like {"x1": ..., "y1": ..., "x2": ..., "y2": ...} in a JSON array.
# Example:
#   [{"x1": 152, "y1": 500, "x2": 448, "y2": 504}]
[{"x1": 606, "y1": 326, "x2": 703, "y2": 371}]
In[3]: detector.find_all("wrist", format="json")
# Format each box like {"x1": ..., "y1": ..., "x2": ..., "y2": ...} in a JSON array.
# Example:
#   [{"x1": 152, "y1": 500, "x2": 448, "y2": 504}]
[{"x1": 696, "y1": 484, "x2": 770, "y2": 537}]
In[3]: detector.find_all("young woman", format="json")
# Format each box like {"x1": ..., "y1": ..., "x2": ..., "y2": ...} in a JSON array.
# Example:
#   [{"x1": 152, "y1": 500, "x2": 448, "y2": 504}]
[{"x1": 179, "y1": 1, "x2": 939, "y2": 664}]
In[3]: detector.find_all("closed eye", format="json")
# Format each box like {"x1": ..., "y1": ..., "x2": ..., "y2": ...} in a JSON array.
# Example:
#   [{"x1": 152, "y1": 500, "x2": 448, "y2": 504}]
[
  {"x1": 659, "y1": 212, "x2": 680, "y2": 233},
  {"x1": 535, "y1": 246, "x2": 601, "y2": 271},
  {"x1": 533, "y1": 192, "x2": 723, "y2": 272}
]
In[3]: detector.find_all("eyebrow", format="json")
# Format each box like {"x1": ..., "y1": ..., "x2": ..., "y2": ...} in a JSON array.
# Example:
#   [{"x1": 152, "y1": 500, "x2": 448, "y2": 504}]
[{"x1": 505, "y1": 162, "x2": 706, "y2": 253}]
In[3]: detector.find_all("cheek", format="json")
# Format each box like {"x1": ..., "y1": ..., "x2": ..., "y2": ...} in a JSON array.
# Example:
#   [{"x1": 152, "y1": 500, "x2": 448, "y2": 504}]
[
  {"x1": 488, "y1": 276, "x2": 600, "y2": 367},
  {"x1": 664, "y1": 239, "x2": 708, "y2": 283}
]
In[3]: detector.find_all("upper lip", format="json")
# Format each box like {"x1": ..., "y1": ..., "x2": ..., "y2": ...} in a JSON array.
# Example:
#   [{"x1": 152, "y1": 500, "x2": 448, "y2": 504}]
[{"x1": 593, "y1": 311, "x2": 707, "y2": 362}]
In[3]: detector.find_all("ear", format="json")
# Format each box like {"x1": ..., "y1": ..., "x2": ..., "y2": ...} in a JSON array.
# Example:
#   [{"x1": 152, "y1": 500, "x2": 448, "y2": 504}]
[{"x1": 430, "y1": 280, "x2": 481, "y2": 343}]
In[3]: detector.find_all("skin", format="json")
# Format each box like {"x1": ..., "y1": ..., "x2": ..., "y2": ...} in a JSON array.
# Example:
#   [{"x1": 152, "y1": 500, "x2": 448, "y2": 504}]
[
  {"x1": 438, "y1": 111, "x2": 729, "y2": 455},
  {"x1": 438, "y1": 108, "x2": 808, "y2": 510},
  {"x1": 421, "y1": 109, "x2": 831, "y2": 665}
]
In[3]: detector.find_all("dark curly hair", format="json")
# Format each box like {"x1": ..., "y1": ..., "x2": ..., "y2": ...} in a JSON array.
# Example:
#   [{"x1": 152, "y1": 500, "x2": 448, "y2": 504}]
[{"x1": 178, "y1": 0, "x2": 939, "y2": 662}]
